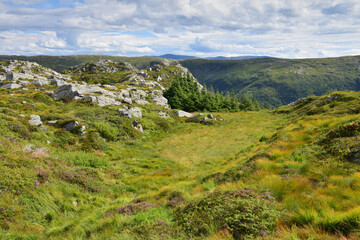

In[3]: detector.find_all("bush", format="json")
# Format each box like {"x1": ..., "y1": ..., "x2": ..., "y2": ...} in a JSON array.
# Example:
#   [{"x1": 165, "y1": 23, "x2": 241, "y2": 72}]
[{"x1": 174, "y1": 188, "x2": 279, "y2": 239}]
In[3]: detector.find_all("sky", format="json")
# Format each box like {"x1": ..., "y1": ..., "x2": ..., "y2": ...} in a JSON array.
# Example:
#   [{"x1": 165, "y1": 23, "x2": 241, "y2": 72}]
[{"x1": 0, "y1": 0, "x2": 359, "y2": 58}]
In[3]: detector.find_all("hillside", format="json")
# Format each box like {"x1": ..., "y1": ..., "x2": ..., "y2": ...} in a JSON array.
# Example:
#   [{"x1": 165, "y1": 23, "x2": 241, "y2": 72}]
[
  {"x1": 1, "y1": 60, "x2": 360, "y2": 239},
  {"x1": 181, "y1": 56, "x2": 360, "y2": 107},
  {"x1": 0, "y1": 55, "x2": 176, "y2": 73}
]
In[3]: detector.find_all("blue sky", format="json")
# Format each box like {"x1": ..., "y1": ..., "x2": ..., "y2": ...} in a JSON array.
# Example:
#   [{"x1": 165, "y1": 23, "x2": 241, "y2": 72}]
[{"x1": 0, "y1": 0, "x2": 359, "y2": 58}]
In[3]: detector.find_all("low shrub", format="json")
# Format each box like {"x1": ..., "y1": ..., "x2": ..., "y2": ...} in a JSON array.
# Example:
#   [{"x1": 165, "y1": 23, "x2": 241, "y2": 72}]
[{"x1": 174, "y1": 188, "x2": 279, "y2": 239}]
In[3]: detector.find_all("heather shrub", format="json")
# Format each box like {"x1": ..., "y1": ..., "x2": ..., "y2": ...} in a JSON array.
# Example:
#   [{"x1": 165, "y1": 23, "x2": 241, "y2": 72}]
[{"x1": 174, "y1": 188, "x2": 279, "y2": 239}]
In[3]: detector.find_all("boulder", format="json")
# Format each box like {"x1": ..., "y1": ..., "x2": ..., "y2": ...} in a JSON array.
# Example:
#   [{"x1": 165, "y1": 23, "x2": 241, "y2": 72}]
[
  {"x1": 52, "y1": 84, "x2": 109, "y2": 100},
  {"x1": 28, "y1": 115, "x2": 42, "y2": 126},
  {"x1": 96, "y1": 96, "x2": 121, "y2": 107},
  {"x1": 174, "y1": 110, "x2": 194, "y2": 118},
  {"x1": 64, "y1": 121, "x2": 79, "y2": 131},
  {"x1": 31, "y1": 79, "x2": 49, "y2": 86},
  {"x1": 118, "y1": 107, "x2": 142, "y2": 118},
  {"x1": 207, "y1": 113, "x2": 214, "y2": 119},
  {"x1": 50, "y1": 79, "x2": 68, "y2": 86},
  {"x1": 152, "y1": 95, "x2": 168, "y2": 107},
  {"x1": 18, "y1": 80, "x2": 31, "y2": 86},
  {"x1": 1, "y1": 83, "x2": 21, "y2": 89}
]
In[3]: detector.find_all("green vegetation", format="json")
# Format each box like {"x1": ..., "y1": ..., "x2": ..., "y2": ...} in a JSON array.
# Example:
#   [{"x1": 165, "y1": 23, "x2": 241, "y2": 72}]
[
  {"x1": 1, "y1": 57, "x2": 360, "y2": 239},
  {"x1": 181, "y1": 56, "x2": 360, "y2": 107},
  {"x1": 164, "y1": 74, "x2": 259, "y2": 112}
]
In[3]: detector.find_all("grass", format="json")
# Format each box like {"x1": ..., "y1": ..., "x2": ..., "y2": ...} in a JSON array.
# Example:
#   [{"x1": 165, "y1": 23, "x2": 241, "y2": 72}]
[{"x1": 2, "y1": 88, "x2": 360, "y2": 239}]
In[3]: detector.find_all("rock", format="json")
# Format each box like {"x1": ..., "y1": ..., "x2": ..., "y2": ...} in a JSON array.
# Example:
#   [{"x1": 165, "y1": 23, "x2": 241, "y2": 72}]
[
  {"x1": 96, "y1": 96, "x2": 121, "y2": 107},
  {"x1": 122, "y1": 97, "x2": 133, "y2": 105},
  {"x1": 52, "y1": 84, "x2": 110, "y2": 100},
  {"x1": 102, "y1": 84, "x2": 118, "y2": 90},
  {"x1": 156, "y1": 76, "x2": 162, "y2": 82},
  {"x1": 31, "y1": 79, "x2": 49, "y2": 86},
  {"x1": 118, "y1": 107, "x2": 142, "y2": 118},
  {"x1": 40, "y1": 126, "x2": 48, "y2": 131},
  {"x1": 203, "y1": 117, "x2": 208, "y2": 121},
  {"x1": 150, "y1": 90, "x2": 168, "y2": 107},
  {"x1": 158, "y1": 111, "x2": 169, "y2": 118},
  {"x1": 50, "y1": 79, "x2": 68, "y2": 86},
  {"x1": 19, "y1": 114, "x2": 25, "y2": 117},
  {"x1": 48, "y1": 120, "x2": 58, "y2": 126},
  {"x1": 84, "y1": 96, "x2": 97, "y2": 103},
  {"x1": 135, "y1": 99, "x2": 149, "y2": 105},
  {"x1": 132, "y1": 120, "x2": 143, "y2": 133},
  {"x1": 5, "y1": 72, "x2": 13, "y2": 80},
  {"x1": 198, "y1": 113, "x2": 204, "y2": 116},
  {"x1": 152, "y1": 95, "x2": 168, "y2": 107},
  {"x1": 207, "y1": 113, "x2": 214, "y2": 119},
  {"x1": 289, "y1": 97, "x2": 306, "y2": 106},
  {"x1": 28, "y1": 115, "x2": 42, "y2": 126},
  {"x1": 174, "y1": 110, "x2": 194, "y2": 118},
  {"x1": 18, "y1": 80, "x2": 31, "y2": 86},
  {"x1": 1, "y1": 83, "x2": 21, "y2": 89},
  {"x1": 64, "y1": 121, "x2": 79, "y2": 131},
  {"x1": 78, "y1": 125, "x2": 86, "y2": 136}
]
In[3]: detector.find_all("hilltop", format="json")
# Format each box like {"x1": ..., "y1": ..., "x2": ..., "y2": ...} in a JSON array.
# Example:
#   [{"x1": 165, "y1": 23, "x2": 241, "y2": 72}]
[{"x1": 181, "y1": 56, "x2": 360, "y2": 107}]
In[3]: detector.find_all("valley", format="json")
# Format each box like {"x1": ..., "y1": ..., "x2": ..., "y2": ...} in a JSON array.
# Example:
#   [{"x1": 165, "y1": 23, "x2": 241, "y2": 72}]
[{"x1": 0, "y1": 57, "x2": 360, "y2": 239}]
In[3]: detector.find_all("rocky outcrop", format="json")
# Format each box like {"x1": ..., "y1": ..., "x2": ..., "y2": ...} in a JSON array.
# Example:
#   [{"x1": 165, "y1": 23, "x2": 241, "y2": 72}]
[{"x1": 174, "y1": 110, "x2": 194, "y2": 118}]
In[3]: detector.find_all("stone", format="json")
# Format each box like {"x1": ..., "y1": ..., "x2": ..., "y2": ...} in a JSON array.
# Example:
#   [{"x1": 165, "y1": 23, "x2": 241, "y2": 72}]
[
  {"x1": 52, "y1": 84, "x2": 109, "y2": 100},
  {"x1": 18, "y1": 80, "x2": 31, "y2": 86},
  {"x1": 135, "y1": 99, "x2": 149, "y2": 105},
  {"x1": 102, "y1": 84, "x2": 118, "y2": 90},
  {"x1": 122, "y1": 97, "x2": 133, "y2": 105},
  {"x1": 132, "y1": 120, "x2": 143, "y2": 133},
  {"x1": 152, "y1": 95, "x2": 168, "y2": 107},
  {"x1": 48, "y1": 120, "x2": 58, "y2": 126},
  {"x1": 1, "y1": 83, "x2": 21, "y2": 89},
  {"x1": 289, "y1": 97, "x2": 306, "y2": 106},
  {"x1": 96, "y1": 96, "x2": 121, "y2": 107},
  {"x1": 28, "y1": 115, "x2": 42, "y2": 126},
  {"x1": 50, "y1": 79, "x2": 68, "y2": 86},
  {"x1": 118, "y1": 107, "x2": 142, "y2": 118},
  {"x1": 31, "y1": 79, "x2": 49, "y2": 86},
  {"x1": 64, "y1": 121, "x2": 79, "y2": 131},
  {"x1": 174, "y1": 110, "x2": 194, "y2": 118},
  {"x1": 207, "y1": 113, "x2": 214, "y2": 119}
]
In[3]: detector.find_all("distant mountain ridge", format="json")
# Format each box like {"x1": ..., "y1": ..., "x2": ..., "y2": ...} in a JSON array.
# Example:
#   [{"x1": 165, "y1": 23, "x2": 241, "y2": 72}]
[{"x1": 157, "y1": 54, "x2": 269, "y2": 60}]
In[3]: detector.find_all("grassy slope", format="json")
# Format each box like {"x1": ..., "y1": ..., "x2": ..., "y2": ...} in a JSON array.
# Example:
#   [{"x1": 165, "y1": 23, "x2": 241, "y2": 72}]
[
  {"x1": 181, "y1": 56, "x2": 360, "y2": 107},
  {"x1": 1, "y1": 83, "x2": 360, "y2": 238},
  {"x1": 0, "y1": 55, "x2": 175, "y2": 73}
]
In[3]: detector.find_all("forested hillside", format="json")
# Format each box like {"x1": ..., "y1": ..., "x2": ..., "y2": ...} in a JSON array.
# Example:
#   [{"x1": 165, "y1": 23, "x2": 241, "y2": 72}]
[{"x1": 181, "y1": 56, "x2": 360, "y2": 107}]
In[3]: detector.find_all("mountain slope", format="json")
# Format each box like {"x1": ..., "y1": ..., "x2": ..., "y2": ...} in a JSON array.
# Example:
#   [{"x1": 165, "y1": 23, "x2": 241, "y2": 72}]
[
  {"x1": 0, "y1": 55, "x2": 176, "y2": 73},
  {"x1": 181, "y1": 56, "x2": 360, "y2": 107}
]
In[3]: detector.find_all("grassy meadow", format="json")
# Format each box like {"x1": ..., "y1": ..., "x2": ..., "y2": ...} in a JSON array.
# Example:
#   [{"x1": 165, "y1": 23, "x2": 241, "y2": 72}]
[{"x1": 1, "y1": 86, "x2": 360, "y2": 239}]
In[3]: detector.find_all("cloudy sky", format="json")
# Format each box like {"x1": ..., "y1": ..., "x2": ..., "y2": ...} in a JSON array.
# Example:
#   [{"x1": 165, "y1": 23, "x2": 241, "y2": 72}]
[{"x1": 0, "y1": 0, "x2": 359, "y2": 58}]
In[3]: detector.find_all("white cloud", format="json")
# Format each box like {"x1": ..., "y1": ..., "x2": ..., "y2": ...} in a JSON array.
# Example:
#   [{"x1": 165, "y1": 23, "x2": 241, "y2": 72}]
[{"x1": 0, "y1": 0, "x2": 359, "y2": 57}]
